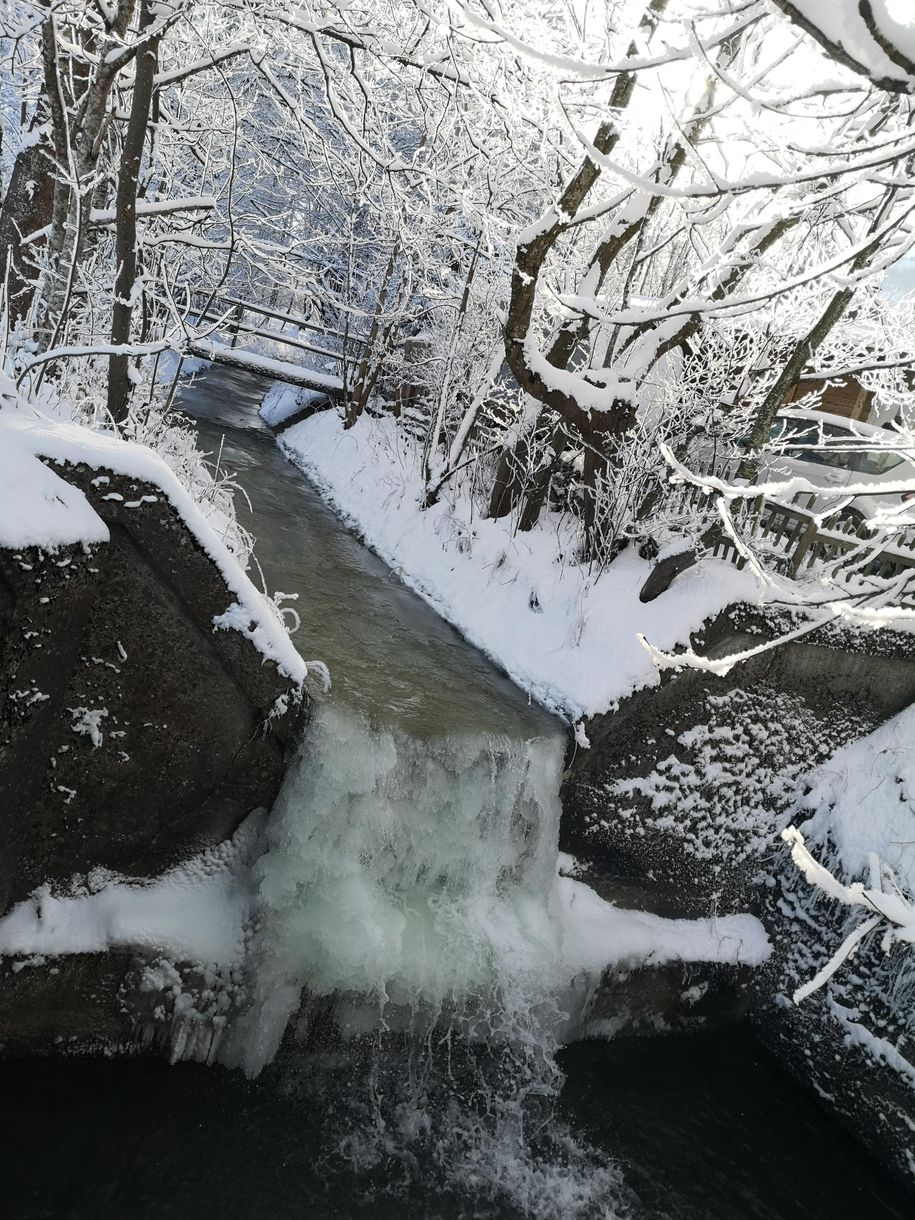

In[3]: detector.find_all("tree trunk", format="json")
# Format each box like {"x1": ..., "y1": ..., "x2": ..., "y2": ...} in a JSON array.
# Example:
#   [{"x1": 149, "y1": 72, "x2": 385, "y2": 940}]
[
  {"x1": 36, "y1": 1, "x2": 138, "y2": 350},
  {"x1": 735, "y1": 287, "x2": 855, "y2": 481},
  {"x1": 0, "y1": 130, "x2": 55, "y2": 324},
  {"x1": 107, "y1": 0, "x2": 161, "y2": 425},
  {"x1": 488, "y1": 322, "x2": 581, "y2": 519},
  {"x1": 579, "y1": 400, "x2": 637, "y2": 561}
]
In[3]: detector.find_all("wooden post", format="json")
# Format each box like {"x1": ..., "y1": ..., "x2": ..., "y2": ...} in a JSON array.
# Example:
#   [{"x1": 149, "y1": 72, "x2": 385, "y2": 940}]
[
  {"x1": 230, "y1": 303, "x2": 244, "y2": 348},
  {"x1": 789, "y1": 521, "x2": 819, "y2": 577}
]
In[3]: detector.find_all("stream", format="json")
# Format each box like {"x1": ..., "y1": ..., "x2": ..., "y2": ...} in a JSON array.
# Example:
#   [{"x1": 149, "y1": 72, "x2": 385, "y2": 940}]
[{"x1": 1, "y1": 367, "x2": 912, "y2": 1219}]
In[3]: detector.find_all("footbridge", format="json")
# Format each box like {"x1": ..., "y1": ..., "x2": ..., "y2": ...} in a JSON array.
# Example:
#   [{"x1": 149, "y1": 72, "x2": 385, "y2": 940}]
[{"x1": 182, "y1": 290, "x2": 370, "y2": 400}]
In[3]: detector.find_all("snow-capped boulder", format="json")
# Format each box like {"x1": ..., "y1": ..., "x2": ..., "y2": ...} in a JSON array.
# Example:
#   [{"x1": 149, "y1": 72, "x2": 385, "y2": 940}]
[
  {"x1": 561, "y1": 604, "x2": 915, "y2": 922},
  {"x1": 0, "y1": 411, "x2": 307, "y2": 912},
  {"x1": 561, "y1": 601, "x2": 915, "y2": 1187}
]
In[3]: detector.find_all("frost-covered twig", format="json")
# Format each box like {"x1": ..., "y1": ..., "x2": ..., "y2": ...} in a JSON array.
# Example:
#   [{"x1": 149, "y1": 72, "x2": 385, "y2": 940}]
[{"x1": 782, "y1": 826, "x2": 915, "y2": 1004}]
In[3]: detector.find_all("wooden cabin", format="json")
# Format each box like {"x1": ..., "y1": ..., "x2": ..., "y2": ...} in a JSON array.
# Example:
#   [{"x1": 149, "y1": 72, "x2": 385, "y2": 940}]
[{"x1": 784, "y1": 376, "x2": 874, "y2": 422}]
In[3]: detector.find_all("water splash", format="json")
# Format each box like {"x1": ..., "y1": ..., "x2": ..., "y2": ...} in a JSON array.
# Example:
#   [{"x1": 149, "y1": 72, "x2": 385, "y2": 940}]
[
  {"x1": 220, "y1": 703, "x2": 629, "y2": 1217},
  {"x1": 223, "y1": 703, "x2": 573, "y2": 1072}
]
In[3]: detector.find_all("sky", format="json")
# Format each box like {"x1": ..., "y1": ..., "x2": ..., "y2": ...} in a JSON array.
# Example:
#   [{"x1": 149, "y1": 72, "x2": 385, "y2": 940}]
[{"x1": 881, "y1": 257, "x2": 915, "y2": 301}]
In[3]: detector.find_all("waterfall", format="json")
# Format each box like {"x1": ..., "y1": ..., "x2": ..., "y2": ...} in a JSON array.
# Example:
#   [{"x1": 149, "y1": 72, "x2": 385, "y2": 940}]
[
  {"x1": 222, "y1": 702, "x2": 572, "y2": 1075},
  {"x1": 218, "y1": 703, "x2": 628, "y2": 1219}
]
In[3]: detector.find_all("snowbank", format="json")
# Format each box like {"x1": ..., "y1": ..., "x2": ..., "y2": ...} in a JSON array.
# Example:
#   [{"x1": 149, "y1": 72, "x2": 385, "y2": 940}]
[
  {"x1": 556, "y1": 869, "x2": 770, "y2": 973},
  {"x1": 0, "y1": 425, "x2": 109, "y2": 550},
  {"x1": 0, "y1": 811, "x2": 261, "y2": 966},
  {"x1": 0, "y1": 401, "x2": 306, "y2": 684},
  {"x1": 259, "y1": 382, "x2": 326, "y2": 429},
  {"x1": 279, "y1": 410, "x2": 758, "y2": 719},
  {"x1": 794, "y1": 701, "x2": 915, "y2": 894}
]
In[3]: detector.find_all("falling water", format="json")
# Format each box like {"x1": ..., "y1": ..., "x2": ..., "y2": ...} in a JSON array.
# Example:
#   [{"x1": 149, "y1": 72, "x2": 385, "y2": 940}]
[{"x1": 218, "y1": 702, "x2": 627, "y2": 1217}]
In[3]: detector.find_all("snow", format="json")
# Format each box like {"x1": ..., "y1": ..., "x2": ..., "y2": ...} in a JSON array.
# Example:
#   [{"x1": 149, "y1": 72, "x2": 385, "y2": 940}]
[
  {"x1": 69, "y1": 706, "x2": 108, "y2": 749},
  {"x1": 0, "y1": 393, "x2": 307, "y2": 685},
  {"x1": 0, "y1": 811, "x2": 262, "y2": 966},
  {"x1": 829, "y1": 996, "x2": 915, "y2": 1089},
  {"x1": 259, "y1": 382, "x2": 326, "y2": 429},
  {"x1": 88, "y1": 195, "x2": 216, "y2": 225},
  {"x1": 279, "y1": 410, "x2": 758, "y2": 719},
  {"x1": 781, "y1": 705, "x2": 915, "y2": 1021},
  {"x1": 0, "y1": 425, "x2": 109, "y2": 551},
  {"x1": 0, "y1": 772, "x2": 768, "y2": 1048},
  {"x1": 785, "y1": 1, "x2": 915, "y2": 90},
  {"x1": 556, "y1": 873, "x2": 770, "y2": 974},
  {"x1": 794, "y1": 700, "x2": 915, "y2": 895}
]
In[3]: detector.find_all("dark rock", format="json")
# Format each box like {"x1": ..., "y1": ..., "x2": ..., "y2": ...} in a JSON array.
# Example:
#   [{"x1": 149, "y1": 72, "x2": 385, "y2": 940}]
[
  {"x1": 561, "y1": 602, "x2": 915, "y2": 1192},
  {"x1": 752, "y1": 853, "x2": 915, "y2": 1193},
  {"x1": 574, "y1": 961, "x2": 755, "y2": 1040},
  {"x1": 0, "y1": 951, "x2": 245, "y2": 1062},
  {"x1": 0, "y1": 459, "x2": 306, "y2": 913},
  {"x1": 0, "y1": 952, "x2": 140, "y2": 1055},
  {"x1": 638, "y1": 546, "x2": 697, "y2": 602},
  {"x1": 561, "y1": 604, "x2": 915, "y2": 919}
]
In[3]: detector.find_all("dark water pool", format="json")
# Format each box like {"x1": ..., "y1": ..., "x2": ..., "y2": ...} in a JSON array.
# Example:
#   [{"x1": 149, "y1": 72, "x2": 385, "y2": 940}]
[{"x1": 0, "y1": 1027, "x2": 910, "y2": 1220}]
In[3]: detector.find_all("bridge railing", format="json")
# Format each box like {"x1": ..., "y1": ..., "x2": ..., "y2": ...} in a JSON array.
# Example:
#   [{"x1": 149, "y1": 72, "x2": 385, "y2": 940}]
[{"x1": 184, "y1": 289, "x2": 371, "y2": 374}]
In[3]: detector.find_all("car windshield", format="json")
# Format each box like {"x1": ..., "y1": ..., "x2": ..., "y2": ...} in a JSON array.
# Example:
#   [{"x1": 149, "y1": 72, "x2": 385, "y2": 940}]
[{"x1": 770, "y1": 418, "x2": 906, "y2": 475}]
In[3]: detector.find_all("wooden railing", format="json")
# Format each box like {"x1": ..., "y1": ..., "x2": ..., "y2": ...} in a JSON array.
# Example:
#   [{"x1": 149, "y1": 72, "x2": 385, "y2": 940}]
[
  {"x1": 184, "y1": 289, "x2": 370, "y2": 378},
  {"x1": 644, "y1": 478, "x2": 915, "y2": 603},
  {"x1": 156, "y1": 288, "x2": 382, "y2": 398},
  {"x1": 714, "y1": 497, "x2": 915, "y2": 579}
]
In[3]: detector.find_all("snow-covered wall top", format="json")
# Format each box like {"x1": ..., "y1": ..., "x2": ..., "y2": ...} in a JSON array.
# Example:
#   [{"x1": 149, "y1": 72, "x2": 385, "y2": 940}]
[{"x1": 0, "y1": 397, "x2": 307, "y2": 685}]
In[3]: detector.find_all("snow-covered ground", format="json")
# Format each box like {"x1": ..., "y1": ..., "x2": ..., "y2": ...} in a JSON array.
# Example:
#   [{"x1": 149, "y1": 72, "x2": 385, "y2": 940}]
[
  {"x1": 556, "y1": 865, "x2": 769, "y2": 975},
  {"x1": 0, "y1": 812, "x2": 262, "y2": 966},
  {"x1": 276, "y1": 406, "x2": 759, "y2": 721}
]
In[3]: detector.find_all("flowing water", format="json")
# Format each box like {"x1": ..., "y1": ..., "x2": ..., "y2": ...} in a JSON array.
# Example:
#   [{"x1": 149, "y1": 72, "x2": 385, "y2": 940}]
[
  {"x1": 183, "y1": 371, "x2": 614, "y2": 1212},
  {"x1": 1, "y1": 367, "x2": 912, "y2": 1219}
]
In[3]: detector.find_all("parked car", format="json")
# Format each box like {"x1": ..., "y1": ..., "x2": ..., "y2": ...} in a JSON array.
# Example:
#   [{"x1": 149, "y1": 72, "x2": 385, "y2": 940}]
[{"x1": 758, "y1": 409, "x2": 915, "y2": 528}]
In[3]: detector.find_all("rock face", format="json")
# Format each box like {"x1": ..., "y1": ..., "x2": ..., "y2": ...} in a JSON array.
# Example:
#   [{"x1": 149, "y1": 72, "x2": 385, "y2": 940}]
[
  {"x1": 562, "y1": 605, "x2": 915, "y2": 919},
  {"x1": 0, "y1": 456, "x2": 306, "y2": 1045},
  {"x1": 571, "y1": 960, "x2": 755, "y2": 1042},
  {"x1": 562, "y1": 603, "x2": 915, "y2": 1192},
  {"x1": 752, "y1": 870, "x2": 915, "y2": 1192}
]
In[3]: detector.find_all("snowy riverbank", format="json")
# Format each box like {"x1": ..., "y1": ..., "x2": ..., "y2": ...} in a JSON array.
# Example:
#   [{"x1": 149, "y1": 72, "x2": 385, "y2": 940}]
[{"x1": 276, "y1": 406, "x2": 760, "y2": 722}]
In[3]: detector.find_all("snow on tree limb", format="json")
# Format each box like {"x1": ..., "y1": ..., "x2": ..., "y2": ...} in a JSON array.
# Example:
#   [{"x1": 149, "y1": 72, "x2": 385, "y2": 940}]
[
  {"x1": 782, "y1": 825, "x2": 915, "y2": 1004},
  {"x1": 773, "y1": 1, "x2": 915, "y2": 94}
]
